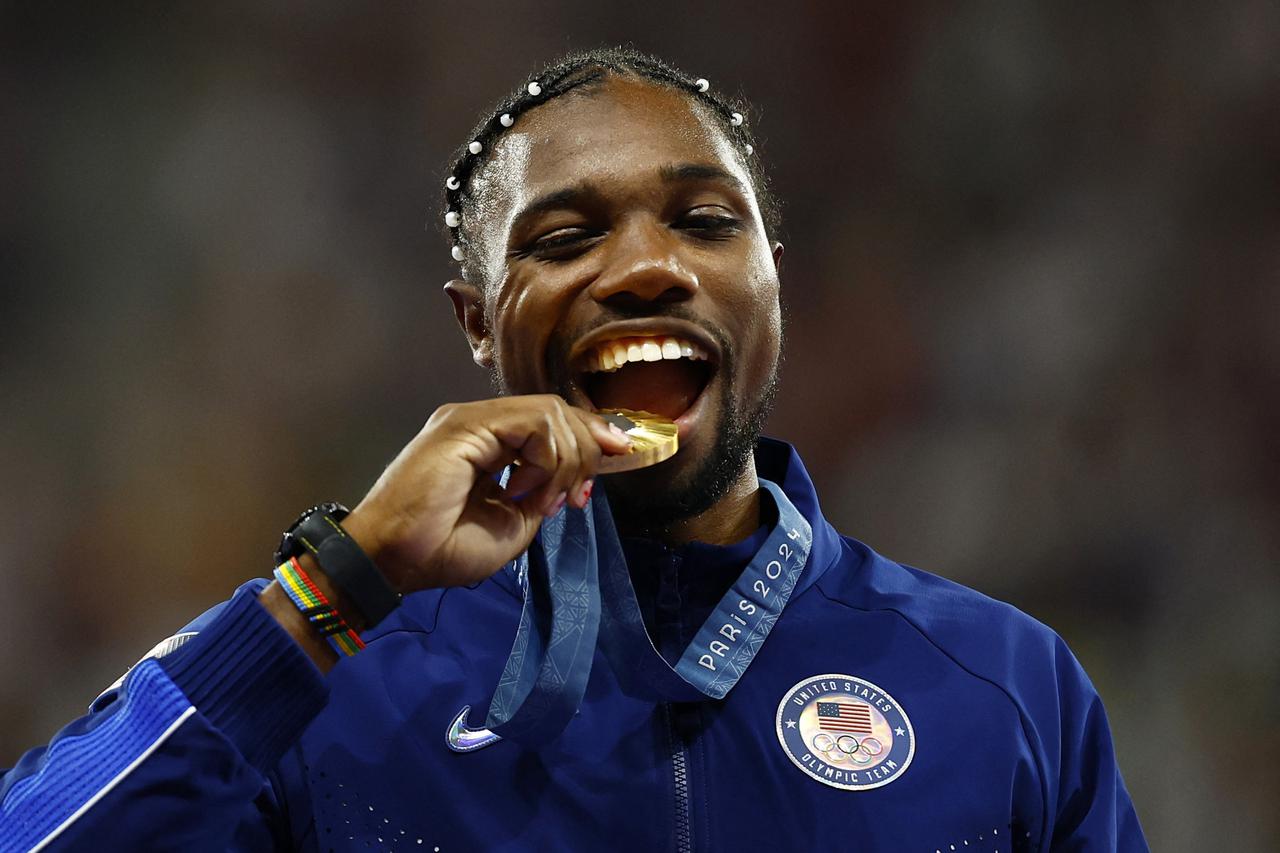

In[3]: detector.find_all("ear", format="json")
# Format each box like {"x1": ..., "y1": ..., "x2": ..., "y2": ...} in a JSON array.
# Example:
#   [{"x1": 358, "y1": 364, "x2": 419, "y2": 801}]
[
  {"x1": 771, "y1": 241, "x2": 785, "y2": 273},
  {"x1": 444, "y1": 279, "x2": 494, "y2": 369}
]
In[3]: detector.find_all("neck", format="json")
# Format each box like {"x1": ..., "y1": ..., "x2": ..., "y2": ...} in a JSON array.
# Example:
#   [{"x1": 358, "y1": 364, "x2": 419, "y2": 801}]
[{"x1": 615, "y1": 456, "x2": 763, "y2": 547}]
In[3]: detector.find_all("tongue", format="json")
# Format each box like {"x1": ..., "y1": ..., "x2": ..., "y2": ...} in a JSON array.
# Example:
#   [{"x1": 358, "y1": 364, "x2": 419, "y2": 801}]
[{"x1": 588, "y1": 360, "x2": 705, "y2": 420}]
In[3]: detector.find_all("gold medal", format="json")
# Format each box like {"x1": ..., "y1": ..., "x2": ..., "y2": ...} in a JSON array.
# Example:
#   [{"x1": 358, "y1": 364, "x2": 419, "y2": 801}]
[{"x1": 595, "y1": 409, "x2": 679, "y2": 473}]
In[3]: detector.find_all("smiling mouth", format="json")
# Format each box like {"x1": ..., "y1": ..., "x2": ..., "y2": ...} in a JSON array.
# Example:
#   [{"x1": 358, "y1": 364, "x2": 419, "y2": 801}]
[{"x1": 578, "y1": 334, "x2": 715, "y2": 421}]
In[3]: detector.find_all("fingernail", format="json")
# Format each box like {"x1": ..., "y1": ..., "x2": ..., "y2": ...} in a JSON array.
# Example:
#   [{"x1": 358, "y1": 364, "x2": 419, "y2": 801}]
[
  {"x1": 580, "y1": 479, "x2": 594, "y2": 503},
  {"x1": 608, "y1": 422, "x2": 629, "y2": 440},
  {"x1": 546, "y1": 491, "x2": 568, "y2": 515}
]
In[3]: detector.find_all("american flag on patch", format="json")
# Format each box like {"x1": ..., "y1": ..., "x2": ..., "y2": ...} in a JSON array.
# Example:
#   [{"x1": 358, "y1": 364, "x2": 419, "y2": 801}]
[{"x1": 817, "y1": 700, "x2": 873, "y2": 734}]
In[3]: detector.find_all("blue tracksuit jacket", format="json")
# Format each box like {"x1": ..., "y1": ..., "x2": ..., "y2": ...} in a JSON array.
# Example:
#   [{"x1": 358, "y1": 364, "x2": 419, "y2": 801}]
[{"x1": 0, "y1": 439, "x2": 1147, "y2": 851}]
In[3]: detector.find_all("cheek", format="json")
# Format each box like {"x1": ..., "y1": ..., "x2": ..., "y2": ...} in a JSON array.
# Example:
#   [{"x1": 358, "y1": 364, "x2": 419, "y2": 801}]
[
  {"x1": 752, "y1": 303, "x2": 783, "y2": 373},
  {"x1": 728, "y1": 269, "x2": 782, "y2": 355},
  {"x1": 491, "y1": 294, "x2": 541, "y2": 388},
  {"x1": 490, "y1": 274, "x2": 573, "y2": 391}
]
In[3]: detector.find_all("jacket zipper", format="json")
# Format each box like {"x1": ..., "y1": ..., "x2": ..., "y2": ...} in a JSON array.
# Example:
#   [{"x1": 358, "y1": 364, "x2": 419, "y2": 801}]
[{"x1": 663, "y1": 703, "x2": 694, "y2": 853}]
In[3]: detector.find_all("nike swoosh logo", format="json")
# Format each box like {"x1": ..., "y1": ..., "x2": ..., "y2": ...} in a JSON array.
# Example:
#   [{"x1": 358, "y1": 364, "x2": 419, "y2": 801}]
[{"x1": 445, "y1": 705, "x2": 503, "y2": 753}]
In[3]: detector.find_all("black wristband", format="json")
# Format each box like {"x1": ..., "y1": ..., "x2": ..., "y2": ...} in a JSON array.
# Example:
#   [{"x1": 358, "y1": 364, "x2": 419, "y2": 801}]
[{"x1": 277, "y1": 505, "x2": 402, "y2": 627}]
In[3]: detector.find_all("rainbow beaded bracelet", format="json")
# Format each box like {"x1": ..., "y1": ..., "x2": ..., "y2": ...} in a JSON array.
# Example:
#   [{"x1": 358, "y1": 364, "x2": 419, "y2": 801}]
[{"x1": 274, "y1": 556, "x2": 366, "y2": 657}]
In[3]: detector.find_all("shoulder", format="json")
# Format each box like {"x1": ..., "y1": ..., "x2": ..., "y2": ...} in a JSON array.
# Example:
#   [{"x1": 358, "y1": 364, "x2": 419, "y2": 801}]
[
  {"x1": 814, "y1": 536, "x2": 1114, "y2": 799},
  {"x1": 813, "y1": 540, "x2": 1145, "y2": 842},
  {"x1": 818, "y1": 537, "x2": 1057, "y2": 648},
  {"x1": 816, "y1": 536, "x2": 1091, "y2": 715}
]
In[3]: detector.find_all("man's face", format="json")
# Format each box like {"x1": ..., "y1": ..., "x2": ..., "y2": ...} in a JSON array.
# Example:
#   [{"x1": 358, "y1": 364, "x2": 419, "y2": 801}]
[{"x1": 452, "y1": 75, "x2": 783, "y2": 526}]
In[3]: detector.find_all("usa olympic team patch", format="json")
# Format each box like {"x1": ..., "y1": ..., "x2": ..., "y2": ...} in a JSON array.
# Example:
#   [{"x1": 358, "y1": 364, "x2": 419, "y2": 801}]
[{"x1": 775, "y1": 673, "x2": 915, "y2": 790}]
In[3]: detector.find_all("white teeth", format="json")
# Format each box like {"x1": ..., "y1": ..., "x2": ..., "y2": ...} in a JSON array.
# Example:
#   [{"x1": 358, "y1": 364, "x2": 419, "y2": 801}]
[{"x1": 583, "y1": 335, "x2": 711, "y2": 372}]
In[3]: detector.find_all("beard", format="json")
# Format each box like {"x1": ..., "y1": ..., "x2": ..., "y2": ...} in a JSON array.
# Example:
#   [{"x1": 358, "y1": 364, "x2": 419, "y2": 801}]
[{"x1": 599, "y1": 358, "x2": 778, "y2": 535}]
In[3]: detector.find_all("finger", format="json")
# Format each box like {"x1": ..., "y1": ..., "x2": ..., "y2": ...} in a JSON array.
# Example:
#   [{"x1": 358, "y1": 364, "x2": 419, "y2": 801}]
[
  {"x1": 491, "y1": 399, "x2": 576, "y2": 515},
  {"x1": 536, "y1": 401, "x2": 587, "y2": 515},
  {"x1": 569, "y1": 408, "x2": 634, "y2": 456},
  {"x1": 508, "y1": 412, "x2": 560, "y2": 471},
  {"x1": 485, "y1": 405, "x2": 562, "y2": 513},
  {"x1": 469, "y1": 442, "x2": 520, "y2": 475},
  {"x1": 561, "y1": 409, "x2": 602, "y2": 509},
  {"x1": 473, "y1": 476, "x2": 544, "y2": 539},
  {"x1": 505, "y1": 461, "x2": 551, "y2": 499}
]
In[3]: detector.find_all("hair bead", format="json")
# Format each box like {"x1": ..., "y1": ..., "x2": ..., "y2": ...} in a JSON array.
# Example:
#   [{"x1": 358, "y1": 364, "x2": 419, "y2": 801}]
[
  {"x1": 445, "y1": 211, "x2": 461, "y2": 227},
  {"x1": 442, "y1": 50, "x2": 781, "y2": 274}
]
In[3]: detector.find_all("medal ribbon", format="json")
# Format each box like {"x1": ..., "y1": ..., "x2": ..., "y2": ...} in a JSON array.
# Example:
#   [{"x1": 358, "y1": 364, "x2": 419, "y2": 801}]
[{"x1": 484, "y1": 478, "x2": 812, "y2": 746}]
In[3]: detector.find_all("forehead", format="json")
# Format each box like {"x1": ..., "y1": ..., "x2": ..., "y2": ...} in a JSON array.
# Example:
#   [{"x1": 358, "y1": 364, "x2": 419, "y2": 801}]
[{"x1": 473, "y1": 76, "x2": 750, "y2": 237}]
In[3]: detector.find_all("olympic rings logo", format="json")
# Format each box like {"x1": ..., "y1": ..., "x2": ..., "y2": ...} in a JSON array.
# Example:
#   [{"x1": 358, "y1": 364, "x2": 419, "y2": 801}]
[{"x1": 810, "y1": 732, "x2": 885, "y2": 765}]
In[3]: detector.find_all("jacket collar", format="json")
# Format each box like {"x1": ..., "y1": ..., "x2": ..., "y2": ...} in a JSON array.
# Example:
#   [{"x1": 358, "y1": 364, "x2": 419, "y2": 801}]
[{"x1": 753, "y1": 436, "x2": 845, "y2": 598}]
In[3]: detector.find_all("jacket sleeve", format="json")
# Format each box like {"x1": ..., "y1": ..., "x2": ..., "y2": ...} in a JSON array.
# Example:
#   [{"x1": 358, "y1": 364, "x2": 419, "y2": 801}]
[
  {"x1": 1047, "y1": 636, "x2": 1148, "y2": 852},
  {"x1": 0, "y1": 582, "x2": 329, "y2": 852}
]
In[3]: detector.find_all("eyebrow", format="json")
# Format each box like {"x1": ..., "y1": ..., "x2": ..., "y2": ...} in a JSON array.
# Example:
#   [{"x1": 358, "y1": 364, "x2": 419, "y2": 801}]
[
  {"x1": 509, "y1": 185, "x2": 601, "y2": 235},
  {"x1": 509, "y1": 162, "x2": 748, "y2": 235},
  {"x1": 656, "y1": 162, "x2": 746, "y2": 193}
]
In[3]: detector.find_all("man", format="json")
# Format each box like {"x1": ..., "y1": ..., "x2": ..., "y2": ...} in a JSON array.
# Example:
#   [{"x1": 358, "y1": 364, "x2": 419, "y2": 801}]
[{"x1": 0, "y1": 49, "x2": 1147, "y2": 851}]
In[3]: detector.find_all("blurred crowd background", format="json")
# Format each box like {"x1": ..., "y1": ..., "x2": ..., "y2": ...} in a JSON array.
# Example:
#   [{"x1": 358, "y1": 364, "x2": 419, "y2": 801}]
[{"x1": 2, "y1": 1, "x2": 1276, "y2": 848}]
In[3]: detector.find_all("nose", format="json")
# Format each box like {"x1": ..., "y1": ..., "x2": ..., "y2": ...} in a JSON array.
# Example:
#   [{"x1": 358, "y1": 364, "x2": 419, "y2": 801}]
[{"x1": 588, "y1": 221, "x2": 699, "y2": 310}]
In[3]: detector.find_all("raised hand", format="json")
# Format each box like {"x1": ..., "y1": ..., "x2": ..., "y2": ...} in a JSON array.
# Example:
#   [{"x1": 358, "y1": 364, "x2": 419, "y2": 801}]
[{"x1": 341, "y1": 395, "x2": 632, "y2": 592}]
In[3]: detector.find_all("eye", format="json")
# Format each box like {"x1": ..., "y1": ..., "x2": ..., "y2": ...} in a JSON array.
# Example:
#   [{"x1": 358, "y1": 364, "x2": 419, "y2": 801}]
[
  {"x1": 515, "y1": 226, "x2": 601, "y2": 261},
  {"x1": 677, "y1": 207, "x2": 742, "y2": 239}
]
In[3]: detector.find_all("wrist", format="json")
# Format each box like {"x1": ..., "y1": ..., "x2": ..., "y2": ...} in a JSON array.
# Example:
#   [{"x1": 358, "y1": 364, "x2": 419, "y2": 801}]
[
  {"x1": 261, "y1": 551, "x2": 375, "y2": 674},
  {"x1": 260, "y1": 580, "x2": 339, "y2": 673},
  {"x1": 340, "y1": 506, "x2": 416, "y2": 594},
  {"x1": 296, "y1": 552, "x2": 370, "y2": 633},
  {"x1": 275, "y1": 503, "x2": 402, "y2": 627}
]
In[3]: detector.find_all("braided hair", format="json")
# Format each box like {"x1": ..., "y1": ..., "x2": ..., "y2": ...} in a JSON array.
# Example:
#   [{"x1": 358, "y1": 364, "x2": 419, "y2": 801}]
[{"x1": 441, "y1": 46, "x2": 780, "y2": 285}]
